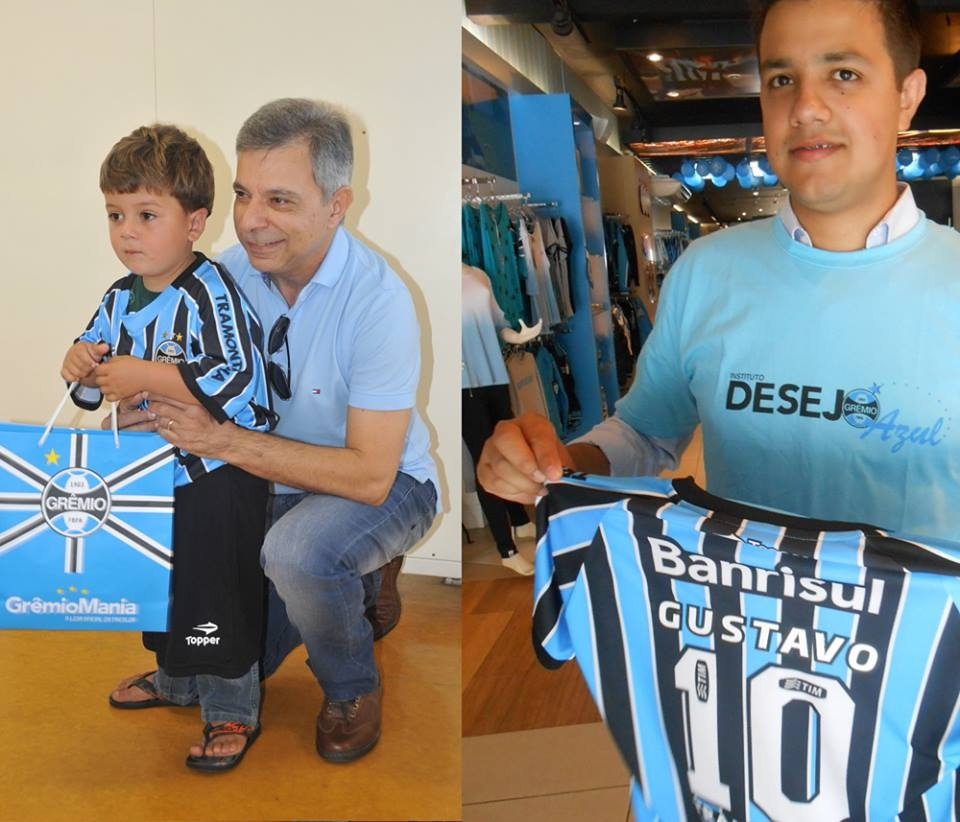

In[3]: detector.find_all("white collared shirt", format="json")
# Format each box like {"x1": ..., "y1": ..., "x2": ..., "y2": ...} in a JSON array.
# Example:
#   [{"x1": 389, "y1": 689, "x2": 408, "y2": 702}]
[{"x1": 777, "y1": 183, "x2": 919, "y2": 249}]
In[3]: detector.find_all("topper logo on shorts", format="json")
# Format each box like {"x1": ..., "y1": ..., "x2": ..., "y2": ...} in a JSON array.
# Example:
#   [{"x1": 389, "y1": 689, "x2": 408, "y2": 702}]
[
  {"x1": 155, "y1": 339, "x2": 186, "y2": 365},
  {"x1": 41, "y1": 468, "x2": 111, "y2": 537},
  {"x1": 186, "y1": 621, "x2": 220, "y2": 646}
]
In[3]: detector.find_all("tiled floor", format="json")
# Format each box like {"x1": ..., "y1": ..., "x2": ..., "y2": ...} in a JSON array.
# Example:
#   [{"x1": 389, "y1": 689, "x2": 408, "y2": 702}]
[{"x1": 461, "y1": 432, "x2": 706, "y2": 821}]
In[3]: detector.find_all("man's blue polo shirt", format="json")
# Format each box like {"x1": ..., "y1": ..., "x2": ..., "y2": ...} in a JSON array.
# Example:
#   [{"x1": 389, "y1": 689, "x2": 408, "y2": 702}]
[{"x1": 220, "y1": 226, "x2": 438, "y2": 499}]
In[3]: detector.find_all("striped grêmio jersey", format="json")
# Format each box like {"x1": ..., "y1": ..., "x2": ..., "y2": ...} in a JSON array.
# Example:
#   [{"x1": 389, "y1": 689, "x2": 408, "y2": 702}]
[
  {"x1": 72, "y1": 253, "x2": 274, "y2": 485},
  {"x1": 534, "y1": 472, "x2": 960, "y2": 822}
]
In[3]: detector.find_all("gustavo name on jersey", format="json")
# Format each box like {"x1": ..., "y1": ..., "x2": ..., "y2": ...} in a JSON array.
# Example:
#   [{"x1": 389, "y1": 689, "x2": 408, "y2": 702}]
[{"x1": 650, "y1": 536, "x2": 883, "y2": 672}]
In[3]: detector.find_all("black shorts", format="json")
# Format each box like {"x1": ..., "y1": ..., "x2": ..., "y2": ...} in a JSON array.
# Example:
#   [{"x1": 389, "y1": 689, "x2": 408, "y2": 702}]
[{"x1": 143, "y1": 464, "x2": 268, "y2": 678}]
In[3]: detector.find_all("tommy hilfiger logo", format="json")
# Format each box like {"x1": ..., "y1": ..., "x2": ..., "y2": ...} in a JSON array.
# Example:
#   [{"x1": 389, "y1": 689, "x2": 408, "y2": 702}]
[
  {"x1": 311, "y1": 389, "x2": 322, "y2": 395},
  {"x1": 186, "y1": 621, "x2": 220, "y2": 646}
]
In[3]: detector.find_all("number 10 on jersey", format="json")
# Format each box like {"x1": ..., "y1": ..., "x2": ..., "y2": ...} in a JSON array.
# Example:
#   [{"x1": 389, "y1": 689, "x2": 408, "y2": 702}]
[{"x1": 676, "y1": 648, "x2": 855, "y2": 821}]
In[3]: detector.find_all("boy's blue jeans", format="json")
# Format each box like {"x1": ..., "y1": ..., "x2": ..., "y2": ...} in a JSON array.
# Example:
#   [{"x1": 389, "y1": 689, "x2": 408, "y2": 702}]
[{"x1": 152, "y1": 472, "x2": 437, "y2": 718}]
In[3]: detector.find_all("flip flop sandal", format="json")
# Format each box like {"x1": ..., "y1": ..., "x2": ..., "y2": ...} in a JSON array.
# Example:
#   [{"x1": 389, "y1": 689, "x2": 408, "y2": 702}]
[
  {"x1": 108, "y1": 671, "x2": 180, "y2": 710},
  {"x1": 186, "y1": 722, "x2": 261, "y2": 773}
]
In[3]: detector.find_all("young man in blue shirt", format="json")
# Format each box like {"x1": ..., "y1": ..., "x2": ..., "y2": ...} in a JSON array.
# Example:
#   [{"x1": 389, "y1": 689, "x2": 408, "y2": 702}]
[
  {"x1": 478, "y1": 0, "x2": 960, "y2": 542},
  {"x1": 110, "y1": 99, "x2": 438, "y2": 763}
]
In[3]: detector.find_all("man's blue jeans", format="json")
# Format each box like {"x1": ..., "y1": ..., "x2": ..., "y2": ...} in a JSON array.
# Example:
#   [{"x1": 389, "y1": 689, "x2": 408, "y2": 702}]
[{"x1": 261, "y1": 472, "x2": 437, "y2": 700}]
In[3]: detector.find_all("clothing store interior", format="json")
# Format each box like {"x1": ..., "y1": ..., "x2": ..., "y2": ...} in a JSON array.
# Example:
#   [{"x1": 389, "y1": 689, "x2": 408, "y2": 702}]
[{"x1": 461, "y1": 2, "x2": 960, "y2": 820}]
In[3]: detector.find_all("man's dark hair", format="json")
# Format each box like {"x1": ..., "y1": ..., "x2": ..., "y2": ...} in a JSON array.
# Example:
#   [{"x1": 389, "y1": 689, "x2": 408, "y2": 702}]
[{"x1": 752, "y1": 0, "x2": 922, "y2": 87}]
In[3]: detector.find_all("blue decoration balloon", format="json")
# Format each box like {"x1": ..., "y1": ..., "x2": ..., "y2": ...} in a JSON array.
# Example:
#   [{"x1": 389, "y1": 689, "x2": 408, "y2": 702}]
[
  {"x1": 712, "y1": 174, "x2": 728, "y2": 188},
  {"x1": 897, "y1": 148, "x2": 914, "y2": 168},
  {"x1": 709, "y1": 157, "x2": 726, "y2": 177},
  {"x1": 917, "y1": 152, "x2": 930, "y2": 169},
  {"x1": 672, "y1": 172, "x2": 685, "y2": 183},
  {"x1": 722, "y1": 164, "x2": 736, "y2": 181},
  {"x1": 695, "y1": 159, "x2": 710, "y2": 177},
  {"x1": 762, "y1": 173, "x2": 778, "y2": 186},
  {"x1": 923, "y1": 147, "x2": 941, "y2": 166},
  {"x1": 902, "y1": 163, "x2": 923, "y2": 181},
  {"x1": 680, "y1": 160, "x2": 695, "y2": 178},
  {"x1": 941, "y1": 146, "x2": 960, "y2": 167},
  {"x1": 757, "y1": 156, "x2": 773, "y2": 175},
  {"x1": 687, "y1": 176, "x2": 706, "y2": 192},
  {"x1": 736, "y1": 159, "x2": 752, "y2": 178}
]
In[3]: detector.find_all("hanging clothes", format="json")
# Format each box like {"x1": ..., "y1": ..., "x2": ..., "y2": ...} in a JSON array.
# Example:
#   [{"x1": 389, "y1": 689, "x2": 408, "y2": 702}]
[
  {"x1": 518, "y1": 216, "x2": 562, "y2": 329},
  {"x1": 603, "y1": 216, "x2": 630, "y2": 295},
  {"x1": 543, "y1": 337, "x2": 581, "y2": 434},
  {"x1": 621, "y1": 223, "x2": 640, "y2": 290},
  {"x1": 462, "y1": 204, "x2": 483, "y2": 268},
  {"x1": 542, "y1": 217, "x2": 574, "y2": 320},
  {"x1": 534, "y1": 345, "x2": 568, "y2": 436},
  {"x1": 478, "y1": 201, "x2": 526, "y2": 329}
]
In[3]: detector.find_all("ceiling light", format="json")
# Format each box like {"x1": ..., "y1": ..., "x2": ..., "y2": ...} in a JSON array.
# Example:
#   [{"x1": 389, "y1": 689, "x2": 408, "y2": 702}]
[
  {"x1": 688, "y1": 215, "x2": 700, "y2": 224},
  {"x1": 648, "y1": 52, "x2": 663, "y2": 63},
  {"x1": 672, "y1": 204, "x2": 684, "y2": 213},
  {"x1": 758, "y1": 208, "x2": 764, "y2": 213},
  {"x1": 666, "y1": 90, "x2": 680, "y2": 98},
  {"x1": 752, "y1": 190, "x2": 759, "y2": 197},
  {"x1": 742, "y1": 211, "x2": 747, "y2": 216}
]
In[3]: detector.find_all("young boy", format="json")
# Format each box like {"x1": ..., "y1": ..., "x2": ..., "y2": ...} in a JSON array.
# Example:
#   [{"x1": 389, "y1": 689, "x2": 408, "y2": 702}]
[{"x1": 61, "y1": 124, "x2": 274, "y2": 772}]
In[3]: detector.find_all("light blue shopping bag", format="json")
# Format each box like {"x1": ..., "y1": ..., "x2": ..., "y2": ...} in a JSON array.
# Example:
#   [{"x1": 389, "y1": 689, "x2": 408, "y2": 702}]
[{"x1": 0, "y1": 421, "x2": 175, "y2": 630}]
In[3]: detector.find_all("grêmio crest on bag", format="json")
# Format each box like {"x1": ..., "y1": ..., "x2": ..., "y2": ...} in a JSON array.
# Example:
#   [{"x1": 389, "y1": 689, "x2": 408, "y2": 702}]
[{"x1": 0, "y1": 422, "x2": 175, "y2": 630}]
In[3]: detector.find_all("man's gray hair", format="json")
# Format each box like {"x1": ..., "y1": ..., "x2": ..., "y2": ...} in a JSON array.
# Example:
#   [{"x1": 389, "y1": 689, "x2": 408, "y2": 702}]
[{"x1": 237, "y1": 98, "x2": 353, "y2": 199}]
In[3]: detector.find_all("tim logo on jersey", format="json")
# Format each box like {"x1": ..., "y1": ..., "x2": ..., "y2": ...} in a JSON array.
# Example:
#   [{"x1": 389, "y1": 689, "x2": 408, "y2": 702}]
[{"x1": 725, "y1": 375, "x2": 945, "y2": 454}]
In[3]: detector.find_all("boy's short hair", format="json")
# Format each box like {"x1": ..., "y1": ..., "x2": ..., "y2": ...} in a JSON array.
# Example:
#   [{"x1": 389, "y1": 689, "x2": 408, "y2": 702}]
[
  {"x1": 100, "y1": 124, "x2": 214, "y2": 215},
  {"x1": 752, "y1": 0, "x2": 922, "y2": 87}
]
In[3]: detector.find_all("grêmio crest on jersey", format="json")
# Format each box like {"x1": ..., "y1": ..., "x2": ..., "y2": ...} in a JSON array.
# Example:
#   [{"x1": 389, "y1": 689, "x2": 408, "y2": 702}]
[
  {"x1": 154, "y1": 331, "x2": 186, "y2": 365},
  {"x1": 0, "y1": 422, "x2": 175, "y2": 631},
  {"x1": 534, "y1": 473, "x2": 960, "y2": 822}
]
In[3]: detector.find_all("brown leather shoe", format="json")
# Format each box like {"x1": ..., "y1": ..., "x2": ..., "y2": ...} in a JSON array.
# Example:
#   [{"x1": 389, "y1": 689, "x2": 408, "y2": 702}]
[
  {"x1": 365, "y1": 554, "x2": 404, "y2": 640},
  {"x1": 315, "y1": 685, "x2": 382, "y2": 763}
]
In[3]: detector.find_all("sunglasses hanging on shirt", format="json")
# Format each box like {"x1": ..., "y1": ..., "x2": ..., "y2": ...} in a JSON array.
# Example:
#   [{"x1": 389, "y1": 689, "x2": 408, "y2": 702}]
[{"x1": 268, "y1": 315, "x2": 292, "y2": 400}]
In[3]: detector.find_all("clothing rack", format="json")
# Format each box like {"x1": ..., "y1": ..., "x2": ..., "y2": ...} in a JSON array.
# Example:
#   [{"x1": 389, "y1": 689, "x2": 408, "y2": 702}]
[{"x1": 461, "y1": 191, "x2": 560, "y2": 209}]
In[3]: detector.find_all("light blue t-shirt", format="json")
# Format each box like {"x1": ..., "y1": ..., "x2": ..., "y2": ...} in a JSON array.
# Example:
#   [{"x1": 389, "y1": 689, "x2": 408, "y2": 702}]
[
  {"x1": 616, "y1": 215, "x2": 960, "y2": 539},
  {"x1": 219, "y1": 227, "x2": 438, "y2": 498}
]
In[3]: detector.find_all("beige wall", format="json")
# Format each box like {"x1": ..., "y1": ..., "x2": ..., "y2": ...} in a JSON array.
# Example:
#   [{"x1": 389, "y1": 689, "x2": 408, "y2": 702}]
[{"x1": 0, "y1": 1, "x2": 460, "y2": 571}]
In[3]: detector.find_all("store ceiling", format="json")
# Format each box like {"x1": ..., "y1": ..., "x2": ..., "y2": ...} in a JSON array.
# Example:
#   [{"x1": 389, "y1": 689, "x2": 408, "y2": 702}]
[{"x1": 464, "y1": 0, "x2": 960, "y2": 224}]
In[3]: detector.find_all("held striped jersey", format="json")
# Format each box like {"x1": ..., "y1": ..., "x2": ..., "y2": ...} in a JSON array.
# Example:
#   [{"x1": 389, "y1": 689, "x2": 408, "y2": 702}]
[
  {"x1": 72, "y1": 253, "x2": 274, "y2": 485},
  {"x1": 533, "y1": 473, "x2": 960, "y2": 822}
]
